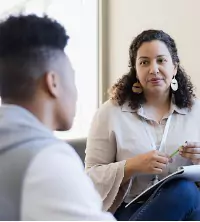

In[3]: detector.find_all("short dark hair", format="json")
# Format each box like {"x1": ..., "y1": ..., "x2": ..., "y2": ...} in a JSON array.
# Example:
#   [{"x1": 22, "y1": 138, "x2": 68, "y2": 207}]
[
  {"x1": 109, "y1": 30, "x2": 195, "y2": 110},
  {"x1": 0, "y1": 14, "x2": 69, "y2": 101}
]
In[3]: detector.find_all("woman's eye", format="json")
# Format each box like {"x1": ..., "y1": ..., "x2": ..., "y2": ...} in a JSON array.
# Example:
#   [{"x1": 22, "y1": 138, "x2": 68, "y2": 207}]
[
  {"x1": 140, "y1": 61, "x2": 148, "y2": 65},
  {"x1": 157, "y1": 58, "x2": 166, "y2": 63}
]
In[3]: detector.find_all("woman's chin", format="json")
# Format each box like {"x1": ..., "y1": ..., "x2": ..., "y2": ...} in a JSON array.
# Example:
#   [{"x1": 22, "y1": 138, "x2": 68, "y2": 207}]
[{"x1": 147, "y1": 86, "x2": 169, "y2": 95}]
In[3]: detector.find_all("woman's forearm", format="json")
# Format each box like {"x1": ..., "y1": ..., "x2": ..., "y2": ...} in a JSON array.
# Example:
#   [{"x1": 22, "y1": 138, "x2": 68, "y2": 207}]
[{"x1": 122, "y1": 157, "x2": 139, "y2": 184}]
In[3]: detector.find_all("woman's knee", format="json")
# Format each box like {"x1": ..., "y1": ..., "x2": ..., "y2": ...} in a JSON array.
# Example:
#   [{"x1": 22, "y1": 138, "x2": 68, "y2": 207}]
[{"x1": 164, "y1": 179, "x2": 199, "y2": 203}]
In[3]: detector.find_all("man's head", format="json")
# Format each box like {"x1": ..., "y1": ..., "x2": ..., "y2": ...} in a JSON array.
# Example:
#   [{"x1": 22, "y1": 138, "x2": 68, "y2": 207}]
[{"x1": 0, "y1": 14, "x2": 77, "y2": 131}]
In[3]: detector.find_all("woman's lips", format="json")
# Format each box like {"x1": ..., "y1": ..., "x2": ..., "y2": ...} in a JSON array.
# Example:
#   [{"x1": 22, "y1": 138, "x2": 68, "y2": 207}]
[{"x1": 149, "y1": 78, "x2": 164, "y2": 84}]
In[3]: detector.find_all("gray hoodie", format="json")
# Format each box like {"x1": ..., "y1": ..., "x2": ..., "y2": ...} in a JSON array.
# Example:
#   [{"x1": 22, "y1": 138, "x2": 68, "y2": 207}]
[
  {"x1": 0, "y1": 104, "x2": 62, "y2": 220},
  {"x1": 0, "y1": 105, "x2": 115, "y2": 221}
]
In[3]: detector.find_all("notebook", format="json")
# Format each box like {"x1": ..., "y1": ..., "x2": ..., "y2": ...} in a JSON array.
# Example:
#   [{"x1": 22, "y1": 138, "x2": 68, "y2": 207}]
[{"x1": 126, "y1": 165, "x2": 200, "y2": 208}]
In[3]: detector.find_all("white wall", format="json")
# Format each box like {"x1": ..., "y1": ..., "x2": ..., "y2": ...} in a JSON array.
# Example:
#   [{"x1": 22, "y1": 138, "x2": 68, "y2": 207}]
[{"x1": 105, "y1": 0, "x2": 200, "y2": 97}]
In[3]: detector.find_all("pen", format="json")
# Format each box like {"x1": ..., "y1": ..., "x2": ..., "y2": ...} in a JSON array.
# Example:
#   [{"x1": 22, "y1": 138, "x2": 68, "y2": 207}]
[{"x1": 170, "y1": 147, "x2": 181, "y2": 158}]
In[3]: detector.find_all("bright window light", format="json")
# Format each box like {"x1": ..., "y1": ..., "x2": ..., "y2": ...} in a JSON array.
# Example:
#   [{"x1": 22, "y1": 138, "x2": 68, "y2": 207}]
[{"x1": 0, "y1": 0, "x2": 98, "y2": 139}]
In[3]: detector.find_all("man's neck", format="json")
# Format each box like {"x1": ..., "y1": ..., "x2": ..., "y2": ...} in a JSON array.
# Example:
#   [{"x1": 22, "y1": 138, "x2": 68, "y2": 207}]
[{"x1": 3, "y1": 99, "x2": 56, "y2": 130}]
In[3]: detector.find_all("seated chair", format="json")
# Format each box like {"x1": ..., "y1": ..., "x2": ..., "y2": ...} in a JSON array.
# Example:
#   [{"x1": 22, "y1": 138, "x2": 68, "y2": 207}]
[{"x1": 66, "y1": 138, "x2": 87, "y2": 164}]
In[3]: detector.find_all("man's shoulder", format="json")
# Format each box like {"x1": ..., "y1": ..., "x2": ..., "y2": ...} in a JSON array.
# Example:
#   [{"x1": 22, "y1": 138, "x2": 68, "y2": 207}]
[
  {"x1": 31, "y1": 141, "x2": 84, "y2": 170},
  {"x1": 21, "y1": 140, "x2": 115, "y2": 220}
]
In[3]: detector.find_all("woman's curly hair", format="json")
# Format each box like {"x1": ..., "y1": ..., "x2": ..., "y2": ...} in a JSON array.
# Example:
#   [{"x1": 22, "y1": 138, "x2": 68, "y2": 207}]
[{"x1": 109, "y1": 30, "x2": 195, "y2": 110}]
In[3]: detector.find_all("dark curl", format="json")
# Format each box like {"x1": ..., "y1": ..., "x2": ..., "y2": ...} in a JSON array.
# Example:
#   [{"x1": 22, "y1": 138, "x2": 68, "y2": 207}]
[{"x1": 110, "y1": 30, "x2": 195, "y2": 110}]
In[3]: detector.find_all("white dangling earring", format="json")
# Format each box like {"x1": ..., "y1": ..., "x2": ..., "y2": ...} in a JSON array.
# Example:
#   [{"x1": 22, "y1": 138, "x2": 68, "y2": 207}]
[{"x1": 171, "y1": 76, "x2": 178, "y2": 91}]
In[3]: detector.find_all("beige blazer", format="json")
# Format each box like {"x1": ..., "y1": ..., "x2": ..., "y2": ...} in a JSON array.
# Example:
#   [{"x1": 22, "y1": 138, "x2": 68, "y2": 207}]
[{"x1": 85, "y1": 99, "x2": 200, "y2": 213}]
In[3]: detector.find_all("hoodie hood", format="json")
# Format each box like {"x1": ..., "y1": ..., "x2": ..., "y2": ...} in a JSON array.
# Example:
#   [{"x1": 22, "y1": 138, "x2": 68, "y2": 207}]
[{"x1": 0, "y1": 104, "x2": 61, "y2": 153}]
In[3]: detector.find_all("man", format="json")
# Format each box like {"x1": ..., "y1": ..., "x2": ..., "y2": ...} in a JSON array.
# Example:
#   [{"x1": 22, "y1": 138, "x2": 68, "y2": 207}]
[{"x1": 0, "y1": 14, "x2": 115, "y2": 220}]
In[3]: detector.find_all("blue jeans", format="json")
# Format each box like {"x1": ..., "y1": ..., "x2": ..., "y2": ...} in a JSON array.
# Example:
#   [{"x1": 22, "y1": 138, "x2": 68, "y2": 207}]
[{"x1": 114, "y1": 179, "x2": 200, "y2": 221}]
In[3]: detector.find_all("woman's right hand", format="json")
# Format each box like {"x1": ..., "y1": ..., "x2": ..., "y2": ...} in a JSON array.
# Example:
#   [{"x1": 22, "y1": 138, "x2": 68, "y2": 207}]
[{"x1": 123, "y1": 150, "x2": 170, "y2": 184}]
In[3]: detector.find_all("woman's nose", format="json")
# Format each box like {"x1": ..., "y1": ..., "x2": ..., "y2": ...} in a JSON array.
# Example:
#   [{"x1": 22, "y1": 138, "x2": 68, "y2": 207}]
[{"x1": 149, "y1": 62, "x2": 159, "y2": 75}]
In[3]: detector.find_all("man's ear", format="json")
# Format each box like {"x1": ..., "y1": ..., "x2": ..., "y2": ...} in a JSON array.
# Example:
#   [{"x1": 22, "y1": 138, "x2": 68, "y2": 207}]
[{"x1": 45, "y1": 71, "x2": 60, "y2": 98}]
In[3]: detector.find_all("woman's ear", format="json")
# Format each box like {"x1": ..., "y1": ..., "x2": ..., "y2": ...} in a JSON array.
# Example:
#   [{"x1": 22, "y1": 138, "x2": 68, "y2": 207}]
[{"x1": 173, "y1": 63, "x2": 179, "y2": 76}]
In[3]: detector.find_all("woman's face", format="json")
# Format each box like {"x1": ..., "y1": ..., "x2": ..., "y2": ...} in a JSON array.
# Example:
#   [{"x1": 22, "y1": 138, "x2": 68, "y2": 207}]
[{"x1": 135, "y1": 40, "x2": 177, "y2": 95}]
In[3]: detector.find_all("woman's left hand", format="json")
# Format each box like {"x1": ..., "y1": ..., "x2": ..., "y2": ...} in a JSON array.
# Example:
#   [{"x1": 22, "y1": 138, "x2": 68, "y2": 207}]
[{"x1": 179, "y1": 142, "x2": 200, "y2": 164}]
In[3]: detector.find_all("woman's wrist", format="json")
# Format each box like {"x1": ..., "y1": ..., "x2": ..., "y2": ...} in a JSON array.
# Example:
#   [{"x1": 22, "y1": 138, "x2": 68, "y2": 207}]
[
  {"x1": 125, "y1": 157, "x2": 140, "y2": 174},
  {"x1": 122, "y1": 157, "x2": 140, "y2": 184}
]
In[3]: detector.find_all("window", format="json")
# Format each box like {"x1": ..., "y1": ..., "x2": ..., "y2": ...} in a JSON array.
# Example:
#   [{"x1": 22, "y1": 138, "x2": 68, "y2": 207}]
[{"x1": 0, "y1": 0, "x2": 99, "y2": 139}]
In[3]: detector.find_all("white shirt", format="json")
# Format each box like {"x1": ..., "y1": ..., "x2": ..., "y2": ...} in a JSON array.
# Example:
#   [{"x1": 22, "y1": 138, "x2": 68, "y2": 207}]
[
  {"x1": 21, "y1": 143, "x2": 115, "y2": 221},
  {"x1": 85, "y1": 100, "x2": 200, "y2": 212}
]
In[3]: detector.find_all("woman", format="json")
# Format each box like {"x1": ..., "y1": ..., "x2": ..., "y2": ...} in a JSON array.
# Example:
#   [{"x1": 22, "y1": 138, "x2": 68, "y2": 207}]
[{"x1": 85, "y1": 29, "x2": 200, "y2": 220}]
